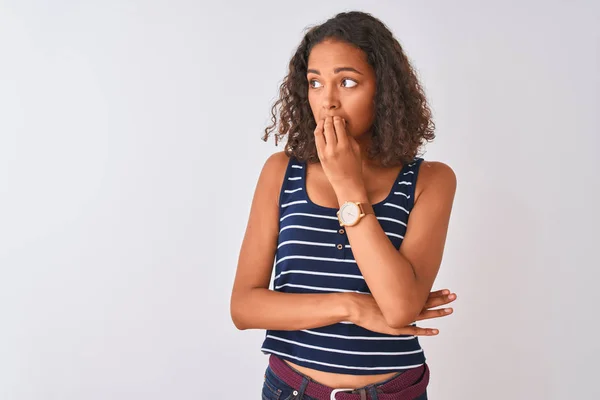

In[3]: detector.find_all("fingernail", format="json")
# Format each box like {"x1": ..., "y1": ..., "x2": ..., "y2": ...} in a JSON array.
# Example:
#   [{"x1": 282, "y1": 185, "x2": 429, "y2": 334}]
[
  {"x1": 442, "y1": 290, "x2": 449, "y2": 294},
  {"x1": 431, "y1": 329, "x2": 439, "y2": 334},
  {"x1": 448, "y1": 294, "x2": 456, "y2": 300},
  {"x1": 444, "y1": 308, "x2": 452, "y2": 313}
]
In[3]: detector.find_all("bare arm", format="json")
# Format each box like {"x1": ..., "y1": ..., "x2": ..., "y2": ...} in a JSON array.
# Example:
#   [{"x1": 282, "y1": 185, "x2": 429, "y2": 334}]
[
  {"x1": 230, "y1": 152, "x2": 456, "y2": 335},
  {"x1": 233, "y1": 290, "x2": 352, "y2": 331},
  {"x1": 336, "y1": 161, "x2": 457, "y2": 329},
  {"x1": 230, "y1": 152, "x2": 353, "y2": 331}
]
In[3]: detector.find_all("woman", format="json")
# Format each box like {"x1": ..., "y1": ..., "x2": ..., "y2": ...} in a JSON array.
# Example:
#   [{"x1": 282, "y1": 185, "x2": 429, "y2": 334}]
[{"x1": 231, "y1": 11, "x2": 457, "y2": 400}]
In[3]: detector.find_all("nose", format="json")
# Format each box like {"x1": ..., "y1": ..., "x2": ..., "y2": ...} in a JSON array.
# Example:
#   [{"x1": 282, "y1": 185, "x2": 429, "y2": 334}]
[{"x1": 321, "y1": 86, "x2": 340, "y2": 111}]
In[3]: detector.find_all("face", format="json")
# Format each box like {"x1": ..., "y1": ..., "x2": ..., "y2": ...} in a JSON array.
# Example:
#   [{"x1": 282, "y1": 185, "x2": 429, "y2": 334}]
[{"x1": 306, "y1": 39, "x2": 377, "y2": 138}]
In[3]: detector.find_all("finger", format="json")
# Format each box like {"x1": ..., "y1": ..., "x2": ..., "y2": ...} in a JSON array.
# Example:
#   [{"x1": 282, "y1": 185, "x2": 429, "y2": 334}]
[
  {"x1": 323, "y1": 116, "x2": 337, "y2": 145},
  {"x1": 422, "y1": 296, "x2": 455, "y2": 310},
  {"x1": 392, "y1": 326, "x2": 439, "y2": 336},
  {"x1": 428, "y1": 289, "x2": 451, "y2": 298},
  {"x1": 314, "y1": 119, "x2": 326, "y2": 155},
  {"x1": 411, "y1": 327, "x2": 439, "y2": 336},
  {"x1": 333, "y1": 116, "x2": 347, "y2": 146},
  {"x1": 414, "y1": 307, "x2": 453, "y2": 322},
  {"x1": 422, "y1": 293, "x2": 457, "y2": 309}
]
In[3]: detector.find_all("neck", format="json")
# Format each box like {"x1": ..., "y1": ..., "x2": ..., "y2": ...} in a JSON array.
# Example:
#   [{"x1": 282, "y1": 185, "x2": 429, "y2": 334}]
[{"x1": 354, "y1": 132, "x2": 382, "y2": 169}]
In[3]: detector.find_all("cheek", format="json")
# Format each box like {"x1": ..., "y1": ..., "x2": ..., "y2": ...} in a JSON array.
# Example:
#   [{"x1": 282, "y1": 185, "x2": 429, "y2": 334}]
[
  {"x1": 308, "y1": 93, "x2": 319, "y2": 118},
  {"x1": 346, "y1": 100, "x2": 375, "y2": 132}
]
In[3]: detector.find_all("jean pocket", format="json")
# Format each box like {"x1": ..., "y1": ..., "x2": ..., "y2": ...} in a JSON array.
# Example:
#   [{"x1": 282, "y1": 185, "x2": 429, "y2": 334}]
[{"x1": 262, "y1": 372, "x2": 282, "y2": 400}]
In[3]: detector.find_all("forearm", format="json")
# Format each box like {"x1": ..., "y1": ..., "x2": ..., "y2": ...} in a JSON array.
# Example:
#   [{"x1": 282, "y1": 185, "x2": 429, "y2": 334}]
[
  {"x1": 336, "y1": 187, "x2": 423, "y2": 327},
  {"x1": 230, "y1": 288, "x2": 352, "y2": 331},
  {"x1": 347, "y1": 215, "x2": 422, "y2": 326}
]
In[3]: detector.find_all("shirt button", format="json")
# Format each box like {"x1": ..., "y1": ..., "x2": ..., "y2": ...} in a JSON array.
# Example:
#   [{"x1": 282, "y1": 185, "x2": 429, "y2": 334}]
[
  {"x1": 337, "y1": 244, "x2": 343, "y2": 250},
  {"x1": 339, "y1": 228, "x2": 345, "y2": 234}
]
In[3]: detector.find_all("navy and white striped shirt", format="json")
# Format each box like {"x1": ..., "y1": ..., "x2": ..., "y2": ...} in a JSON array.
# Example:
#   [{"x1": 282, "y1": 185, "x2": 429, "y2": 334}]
[{"x1": 261, "y1": 155, "x2": 426, "y2": 375}]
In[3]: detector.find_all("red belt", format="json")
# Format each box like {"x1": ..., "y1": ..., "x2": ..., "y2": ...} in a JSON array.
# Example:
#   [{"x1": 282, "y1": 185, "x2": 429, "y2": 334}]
[{"x1": 268, "y1": 355, "x2": 429, "y2": 400}]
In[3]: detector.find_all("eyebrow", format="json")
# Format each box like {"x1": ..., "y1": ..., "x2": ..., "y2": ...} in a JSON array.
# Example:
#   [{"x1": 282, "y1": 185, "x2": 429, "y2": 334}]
[{"x1": 307, "y1": 67, "x2": 363, "y2": 75}]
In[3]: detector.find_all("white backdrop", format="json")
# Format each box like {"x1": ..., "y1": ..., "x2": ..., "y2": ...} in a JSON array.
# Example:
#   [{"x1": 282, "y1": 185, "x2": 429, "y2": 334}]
[{"x1": 1, "y1": 1, "x2": 599, "y2": 399}]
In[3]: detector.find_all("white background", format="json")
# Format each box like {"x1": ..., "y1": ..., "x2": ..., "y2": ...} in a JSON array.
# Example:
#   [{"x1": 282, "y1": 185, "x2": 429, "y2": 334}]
[{"x1": 1, "y1": 1, "x2": 599, "y2": 399}]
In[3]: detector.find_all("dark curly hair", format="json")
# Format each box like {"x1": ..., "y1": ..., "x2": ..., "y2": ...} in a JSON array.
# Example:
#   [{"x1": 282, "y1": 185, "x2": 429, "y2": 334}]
[{"x1": 262, "y1": 11, "x2": 436, "y2": 167}]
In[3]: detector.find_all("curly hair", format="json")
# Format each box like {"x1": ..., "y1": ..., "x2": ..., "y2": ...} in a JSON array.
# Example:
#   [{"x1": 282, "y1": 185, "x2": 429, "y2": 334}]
[{"x1": 262, "y1": 11, "x2": 436, "y2": 167}]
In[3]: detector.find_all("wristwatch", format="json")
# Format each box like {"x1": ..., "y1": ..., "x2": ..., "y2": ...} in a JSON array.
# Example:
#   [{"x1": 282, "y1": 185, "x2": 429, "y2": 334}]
[{"x1": 337, "y1": 201, "x2": 374, "y2": 227}]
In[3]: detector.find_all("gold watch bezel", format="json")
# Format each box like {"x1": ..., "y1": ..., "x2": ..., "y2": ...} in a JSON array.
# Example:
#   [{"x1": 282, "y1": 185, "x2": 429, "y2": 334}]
[{"x1": 337, "y1": 201, "x2": 366, "y2": 227}]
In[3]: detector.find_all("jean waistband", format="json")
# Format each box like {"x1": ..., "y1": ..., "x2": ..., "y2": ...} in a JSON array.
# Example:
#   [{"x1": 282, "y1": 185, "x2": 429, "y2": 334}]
[{"x1": 268, "y1": 355, "x2": 429, "y2": 400}]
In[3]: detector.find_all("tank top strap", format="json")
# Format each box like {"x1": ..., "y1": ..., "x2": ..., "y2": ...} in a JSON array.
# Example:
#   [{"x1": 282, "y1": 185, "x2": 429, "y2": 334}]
[
  {"x1": 278, "y1": 156, "x2": 308, "y2": 210},
  {"x1": 400, "y1": 157, "x2": 425, "y2": 211}
]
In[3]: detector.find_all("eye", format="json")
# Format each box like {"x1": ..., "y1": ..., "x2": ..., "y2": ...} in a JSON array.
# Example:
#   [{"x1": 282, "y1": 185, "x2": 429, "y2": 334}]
[
  {"x1": 342, "y1": 78, "x2": 358, "y2": 88},
  {"x1": 309, "y1": 79, "x2": 322, "y2": 88}
]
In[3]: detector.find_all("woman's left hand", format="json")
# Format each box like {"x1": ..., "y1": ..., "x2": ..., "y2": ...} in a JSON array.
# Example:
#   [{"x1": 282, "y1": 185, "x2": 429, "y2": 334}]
[{"x1": 314, "y1": 116, "x2": 364, "y2": 191}]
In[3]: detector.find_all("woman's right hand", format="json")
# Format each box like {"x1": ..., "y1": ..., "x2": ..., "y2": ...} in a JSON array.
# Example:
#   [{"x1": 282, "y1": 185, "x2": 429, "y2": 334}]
[{"x1": 348, "y1": 289, "x2": 457, "y2": 336}]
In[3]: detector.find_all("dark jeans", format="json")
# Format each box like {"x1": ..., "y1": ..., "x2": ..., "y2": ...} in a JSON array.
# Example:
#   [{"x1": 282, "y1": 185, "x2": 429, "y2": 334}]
[{"x1": 262, "y1": 365, "x2": 428, "y2": 400}]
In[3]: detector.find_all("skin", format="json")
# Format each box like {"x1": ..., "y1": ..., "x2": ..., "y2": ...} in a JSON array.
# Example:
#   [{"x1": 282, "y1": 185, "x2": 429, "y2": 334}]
[{"x1": 230, "y1": 39, "x2": 457, "y2": 388}]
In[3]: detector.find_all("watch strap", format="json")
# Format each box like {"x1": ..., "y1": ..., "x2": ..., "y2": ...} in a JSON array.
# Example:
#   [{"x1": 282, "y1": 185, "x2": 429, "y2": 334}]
[{"x1": 357, "y1": 202, "x2": 374, "y2": 217}]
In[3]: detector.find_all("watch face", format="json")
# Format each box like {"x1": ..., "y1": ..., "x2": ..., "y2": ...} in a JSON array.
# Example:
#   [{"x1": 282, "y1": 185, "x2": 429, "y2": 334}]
[{"x1": 340, "y1": 202, "x2": 360, "y2": 225}]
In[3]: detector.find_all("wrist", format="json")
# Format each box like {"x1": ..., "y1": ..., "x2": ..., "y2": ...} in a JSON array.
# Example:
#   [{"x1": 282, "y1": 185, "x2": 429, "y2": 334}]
[
  {"x1": 337, "y1": 292, "x2": 362, "y2": 324},
  {"x1": 335, "y1": 185, "x2": 369, "y2": 207}
]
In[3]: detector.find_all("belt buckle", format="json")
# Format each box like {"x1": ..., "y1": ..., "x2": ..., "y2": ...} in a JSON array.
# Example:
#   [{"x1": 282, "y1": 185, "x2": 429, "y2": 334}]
[{"x1": 330, "y1": 388, "x2": 354, "y2": 400}]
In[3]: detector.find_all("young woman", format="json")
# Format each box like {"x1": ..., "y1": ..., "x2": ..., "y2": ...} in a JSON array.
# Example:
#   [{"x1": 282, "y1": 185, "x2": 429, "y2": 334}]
[{"x1": 231, "y1": 11, "x2": 457, "y2": 400}]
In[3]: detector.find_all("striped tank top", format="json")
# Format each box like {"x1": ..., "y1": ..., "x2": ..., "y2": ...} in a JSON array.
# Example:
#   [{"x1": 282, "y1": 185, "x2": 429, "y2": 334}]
[{"x1": 261, "y1": 155, "x2": 426, "y2": 375}]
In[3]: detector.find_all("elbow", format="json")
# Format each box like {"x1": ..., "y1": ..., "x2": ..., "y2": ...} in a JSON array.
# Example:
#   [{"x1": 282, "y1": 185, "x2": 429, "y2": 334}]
[
  {"x1": 380, "y1": 287, "x2": 423, "y2": 329},
  {"x1": 383, "y1": 307, "x2": 420, "y2": 330},
  {"x1": 384, "y1": 316, "x2": 411, "y2": 330},
  {"x1": 231, "y1": 313, "x2": 248, "y2": 331},
  {"x1": 230, "y1": 287, "x2": 268, "y2": 330},
  {"x1": 232, "y1": 319, "x2": 249, "y2": 331},
  {"x1": 230, "y1": 295, "x2": 249, "y2": 330}
]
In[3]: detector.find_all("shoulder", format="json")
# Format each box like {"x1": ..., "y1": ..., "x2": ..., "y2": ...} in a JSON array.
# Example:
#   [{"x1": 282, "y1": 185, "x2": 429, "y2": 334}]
[
  {"x1": 418, "y1": 160, "x2": 457, "y2": 186},
  {"x1": 414, "y1": 160, "x2": 457, "y2": 204},
  {"x1": 261, "y1": 151, "x2": 290, "y2": 184},
  {"x1": 263, "y1": 150, "x2": 290, "y2": 171}
]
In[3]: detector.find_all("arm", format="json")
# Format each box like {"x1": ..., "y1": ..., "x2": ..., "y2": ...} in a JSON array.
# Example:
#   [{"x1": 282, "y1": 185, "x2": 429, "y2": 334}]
[
  {"x1": 230, "y1": 152, "x2": 353, "y2": 331},
  {"x1": 314, "y1": 117, "x2": 457, "y2": 330},
  {"x1": 230, "y1": 151, "x2": 456, "y2": 334},
  {"x1": 336, "y1": 161, "x2": 457, "y2": 329}
]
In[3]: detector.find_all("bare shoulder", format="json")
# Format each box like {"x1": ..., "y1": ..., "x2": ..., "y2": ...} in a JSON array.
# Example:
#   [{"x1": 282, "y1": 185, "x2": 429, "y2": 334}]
[
  {"x1": 263, "y1": 151, "x2": 290, "y2": 173},
  {"x1": 419, "y1": 160, "x2": 457, "y2": 184},
  {"x1": 414, "y1": 160, "x2": 457, "y2": 203}
]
